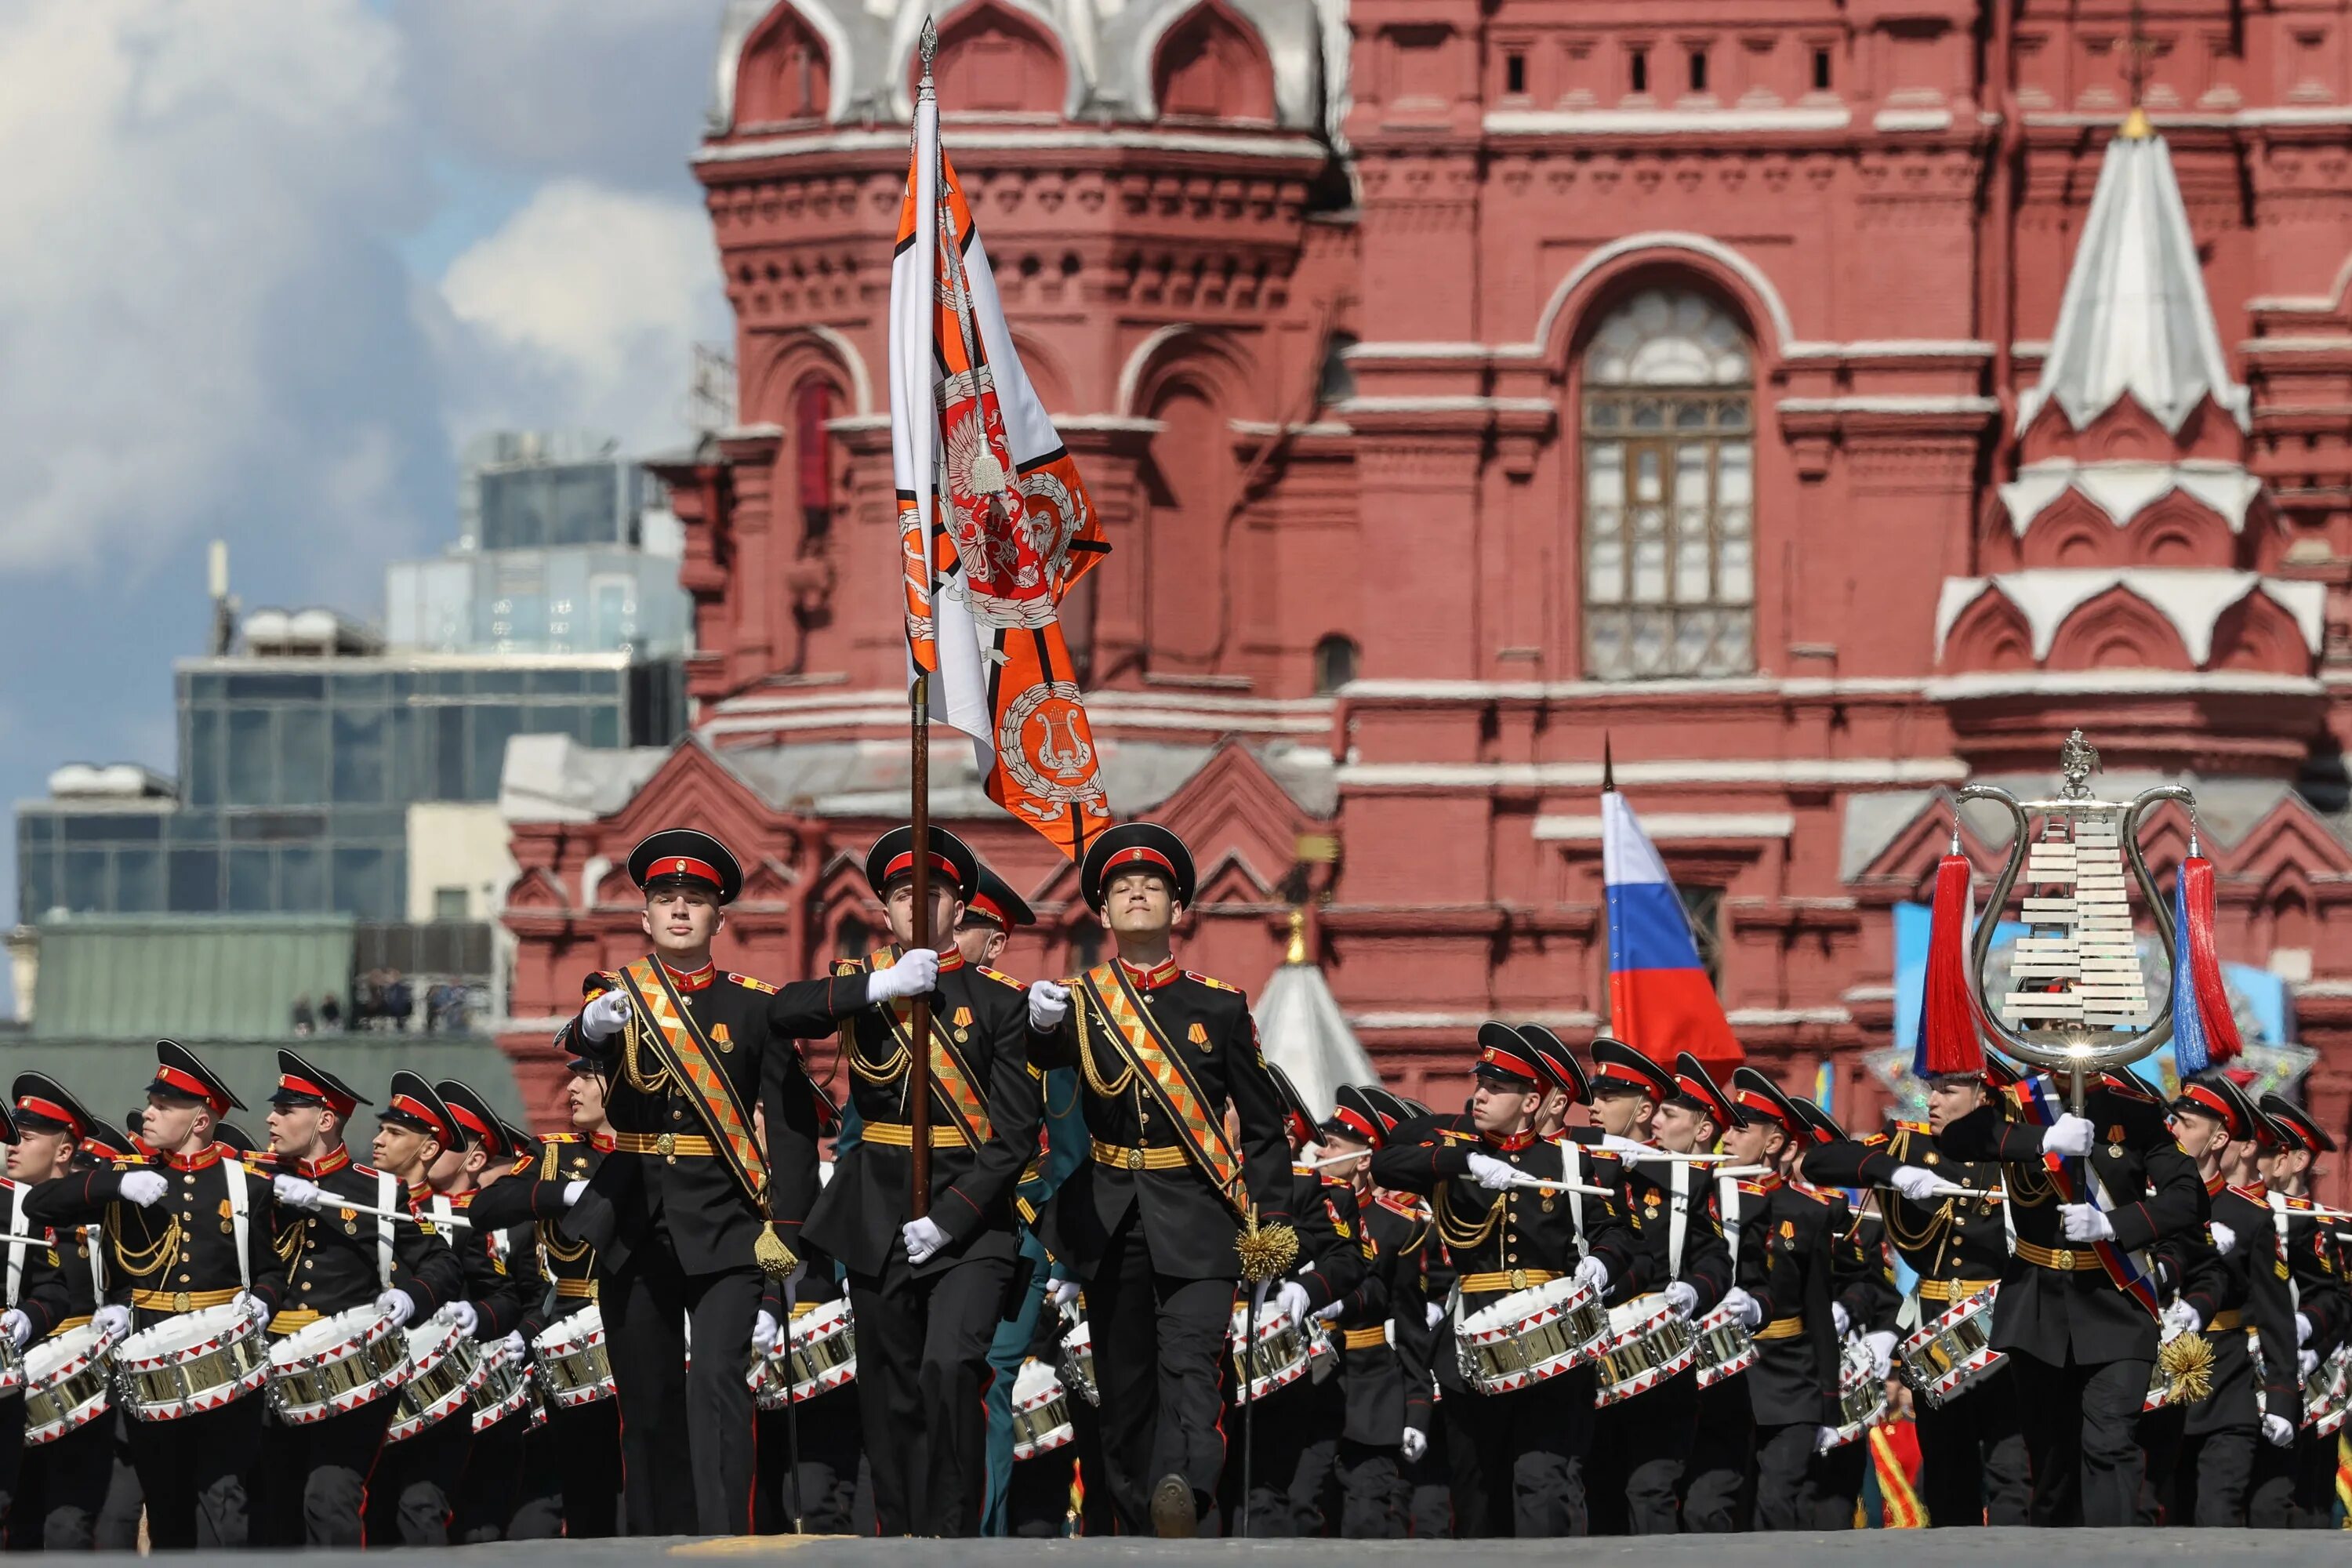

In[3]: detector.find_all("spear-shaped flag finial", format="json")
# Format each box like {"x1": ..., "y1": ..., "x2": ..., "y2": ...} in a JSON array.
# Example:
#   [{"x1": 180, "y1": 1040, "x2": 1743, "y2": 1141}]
[
  {"x1": 919, "y1": 16, "x2": 938, "y2": 88},
  {"x1": 1602, "y1": 735, "x2": 1615, "y2": 793}
]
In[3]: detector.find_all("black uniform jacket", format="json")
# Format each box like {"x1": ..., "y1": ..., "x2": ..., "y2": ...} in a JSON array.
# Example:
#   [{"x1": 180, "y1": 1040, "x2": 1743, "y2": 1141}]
[
  {"x1": 1805, "y1": 1121, "x2": 2011, "y2": 1298},
  {"x1": 2275, "y1": 1193, "x2": 2348, "y2": 1359},
  {"x1": 432, "y1": 1182, "x2": 549, "y2": 1343},
  {"x1": 562, "y1": 960, "x2": 868, "y2": 1276},
  {"x1": 28, "y1": 1144, "x2": 286, "y2": 1328},
  {"x1": 1742, "y1": 1174, "x2": 1848, "y2": 1428},
  {"x1": 802, "y1": 947, "x2": 1042, "y2": 1279},
  {"x1": 1026, "y1": 960, "x2": 1294, "y2": 1280},
  {"x1": 1933, "y1": 1080, "x2": 2202, "y2": 1366},
  {"x1": 509, "y1": 1134, "x2": 605, "y2": 1345},
  {"x1": 2180, "y1": 1178, "x2": 2301, "y2": 1433},
  {"x1": 1617, "y1": 1153, "x2": 1734, "y2": 1312},
  {"x1": 1327, "y1": 1189, "x2": 1432, "y2": 1446},
  {"x1": 1369, "y1": 1116, "x2": 1636, "y2": 1396},
  {"x1": 2, "y1": 1177, "x2": 96, "y2": 1343},
  {"x1": 266, "y1": 1146, "x2": 461, "y2": 1331}
]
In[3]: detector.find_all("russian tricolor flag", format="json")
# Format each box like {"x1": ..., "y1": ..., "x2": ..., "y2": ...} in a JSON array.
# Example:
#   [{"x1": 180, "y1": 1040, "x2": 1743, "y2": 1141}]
[{"x1": 1602, "y1": 787, "x2": 1743, "y2": 1073}]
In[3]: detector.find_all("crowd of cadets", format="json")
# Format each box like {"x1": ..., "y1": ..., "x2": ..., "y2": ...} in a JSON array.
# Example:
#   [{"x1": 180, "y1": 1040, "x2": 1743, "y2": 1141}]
[{"x1": 0, "y1": 817, "x2": 2344, "y2": 1543}]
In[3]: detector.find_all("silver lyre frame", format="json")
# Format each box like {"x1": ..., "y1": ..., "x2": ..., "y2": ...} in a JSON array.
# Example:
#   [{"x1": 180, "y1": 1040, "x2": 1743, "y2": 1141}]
[{"x1": 1955, "y1": 736, "x2": 2192, "y2": 1114}]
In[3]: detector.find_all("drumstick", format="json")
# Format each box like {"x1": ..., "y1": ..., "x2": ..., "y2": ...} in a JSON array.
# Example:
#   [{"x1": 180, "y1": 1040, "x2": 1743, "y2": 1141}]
[
  {"x1": 1612, "y1": 1150, "x2": 1740, "y2": 1163},
  {"x1": 0, "y1": 1232, "x2": 53, "y2": 1248},
  {"x1": 1505, "y1": 1174, "x2": 1617, "y2": 1199},
  {"x1": 295, "y1": 1198, "x2": 474, "y2": 1229}
]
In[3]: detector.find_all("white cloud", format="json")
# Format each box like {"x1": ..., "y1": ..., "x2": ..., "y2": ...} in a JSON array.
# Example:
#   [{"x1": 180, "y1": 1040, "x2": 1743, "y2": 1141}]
[
  {"x1": 0, "y1": 0, "x2": 445, "y2": 578},
  {"x1": 437, "y1": 180, "x2": 728, "y2": 451}
]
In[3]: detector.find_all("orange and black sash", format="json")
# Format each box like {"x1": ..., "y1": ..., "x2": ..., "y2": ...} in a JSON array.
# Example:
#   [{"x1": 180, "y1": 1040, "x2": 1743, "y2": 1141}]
[
  {"x1": 858, "y1": 949, "x2": 995, "y2": 1149},
  {"x1": 618, "y1": 957, "x2": 772, "y2": 1216},
  {"x1": 1077, "y1": 960, "x2": 1247, "y2": 1220}
]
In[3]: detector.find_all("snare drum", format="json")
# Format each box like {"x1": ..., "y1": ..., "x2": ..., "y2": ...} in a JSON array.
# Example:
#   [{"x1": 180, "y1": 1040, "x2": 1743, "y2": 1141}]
[
  {"x1": 266, "y1": 1306, "x2": 409, "y2": 1426},
  {"x1": 532, "y1": 1305, "x2": 615, "y2": 1410},
  {"x1": 0, "y1": 1330, "x2": 22, "y2": 1399},
  {"x1": 114, "y1": 1305, "x2": 269, "y2": 1421},
  {"x1": 1692, "y1": 1301, "x2": 1758, "y2": 1388},
  {"x1": 1820, "y1": 1337, "x2": 1891, "y2": 1449},
  {"x1": 1229, "y1": 1302, "x2": 1311, "y2": 1401},
  {"x1": 24, "y1": 1320, "x2": 121, "y2": 1446},
  {"x1": 384, "y1": 1313, "x2": 489, "y2": 1443},
  {"x1": 1900, "y1": 1285, "x2": 2004, "y2": 1409},
  {"x1": 748, "y1": 1298, "x2": 858, "y2": 1410},
  {"x1": 1008, "y1": 1357, "x2": 1075, "y2": 1461},
  {"x1": 470, "y1": 1342, "x2": 532, "y2": 1433},
  {"x1": 2145, "y1": 1323, "x2": 2193, "y2": 1413},
  {"x1": 1456, "y1": 1278, "x2": 1609, "y2": 1396},
  {"x1": 1592, "y1": 1294, "x2": 1697, "y2": 1406},
  {"x1": 1056, "y1": 1316, "x2": 1098, "y2": 1407},
  {"x1": 2307, "y1": 1344, "x2": 2350, "y2": 1437}
]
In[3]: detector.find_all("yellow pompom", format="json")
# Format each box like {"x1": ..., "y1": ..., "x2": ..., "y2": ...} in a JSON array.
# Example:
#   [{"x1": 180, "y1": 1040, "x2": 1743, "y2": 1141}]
[
  {"x1": 2158, "y1": 1329, "x2": 2213, "y2": 1406},
  {"x1": 1235, "y1": 1208, "x2": 1299, "y2": 1285}
]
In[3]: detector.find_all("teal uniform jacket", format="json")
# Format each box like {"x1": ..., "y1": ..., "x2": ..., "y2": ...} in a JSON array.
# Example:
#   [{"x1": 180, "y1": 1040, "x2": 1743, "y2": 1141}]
[{"x1": 982, "y1": 1064, "x2": 1087, "y2": 1534}]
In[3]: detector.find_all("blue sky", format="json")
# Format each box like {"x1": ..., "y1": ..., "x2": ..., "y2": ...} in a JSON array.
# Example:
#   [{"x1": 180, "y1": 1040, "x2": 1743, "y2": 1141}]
[{"x1": 0, "y1": 0, "x2": 739, "y2": 993}]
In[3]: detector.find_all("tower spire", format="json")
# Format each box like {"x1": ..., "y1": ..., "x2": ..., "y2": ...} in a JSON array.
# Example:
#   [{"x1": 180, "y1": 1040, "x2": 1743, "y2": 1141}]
[{"x1": 2121, "y1": 0, "x2": 2154, "y2": 139}]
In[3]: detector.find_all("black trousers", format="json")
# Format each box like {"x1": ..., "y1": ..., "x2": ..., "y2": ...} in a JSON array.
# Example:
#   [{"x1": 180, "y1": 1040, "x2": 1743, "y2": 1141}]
[
  {"x1": 125, "y1": 1397, "x2": 262, "y2": 1548},
  {"x1": 11, "y1": 1413, "x2": 114, "y2": 1549},
  {"x1": 1752, "y1": 1421, "x2": 1822, "y2": 1530},
  {"x1": 1807, "y1": 1434, "x2": 1864, "y2": 1530},
  {"x1": 848, "y1": 1250, "x2": 1012, "y2": 1537},
  {"x1": 603, "y1": 1252, "x2": 763, "y2": 1534},
  {"x1": 1679, "y1": 1375, "x2": 1755, "y2": 1531},
  {"x1": 0, "y1": 1395, "x2": 22, "y2": 1544},
  {"x1": 256, "y1": 1396, "x2": 390, "y2": 1545},
  {"x1": 1435, "y1": 1369, "x2": 1591, "y2": 1537},
  {"x1": 1913, "y1": 1368, "x2": 2031, "y2": 1527},
  {"x1": 1394, "y1": 1429, "x2": 1452, "y2": 1538},
  {"x1": 364, "y1": 1407, "x2": 470, "y2": 1545},
  {"x1": 532, "y1": 1396, "x2": 622, "y2": 1539},
  {"x1": 1085, "y1": 1215, "x2": 1232, "y2": 1534},
  {"x1": 1329, "y1": 1439, "x2": 1403, "y2": 1537},
  {"x1": 1224, "y1": 1375, "x2": 1342, "y2": 1537},
  {"x1": 998, "y1": 1385, "x2": 1110, "y2": 1538},
  {"x1": 505, "y1": 1414, "x2": 565, "y2": 1541},
  {"x1": 2245, "y1": 1429, "x2": 2303, "y2": 1528},
  {"x1": 2174, "y1": 1425, "x2": 2257, "y2": 1526},
  {"x1": 2011, "y1": 1348, "x2": 2147, "y2": 1526},
  {"x1": 754, "y1": 1380, "x2": 862, "y2": 1534},
  {"x1": 93, "y1": 1415, "x2": 141, "y2": 1551},
  {"x1": 1587, "y1": 1367, "x2": 1697, "y2": 1534},
  {"x1": 452, "y1": 1407, "x2": 528, "y2": 1542}
]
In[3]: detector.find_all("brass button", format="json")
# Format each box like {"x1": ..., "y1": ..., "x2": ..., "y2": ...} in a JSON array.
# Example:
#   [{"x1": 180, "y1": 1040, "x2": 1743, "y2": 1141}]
[
  {"x1": 672, "y1": 1109, "x2": 684, "y2": 1121},
  {"x1": 2056, "y1": 1249, "x2": 2075, "y2": 1271},
  {"x1": 172, "y1": 1291, "x2": 191, "y2": 1312},
  {"x1": 1128, "y1": 1148, "x2": 1145, "y2": 1171},
  {"x1": 1509, "y1": 1269, "x2": 1528, "y2": 1290},
  {"x1": 655, "y1": 1133, "x2": 674, "y2": 1156}
]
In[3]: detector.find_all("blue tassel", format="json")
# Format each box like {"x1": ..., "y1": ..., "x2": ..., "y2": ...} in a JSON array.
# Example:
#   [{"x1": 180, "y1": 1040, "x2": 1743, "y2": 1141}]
[{"x1": 2171, "y1": 870, "x2": 2209, "y2": 1076}]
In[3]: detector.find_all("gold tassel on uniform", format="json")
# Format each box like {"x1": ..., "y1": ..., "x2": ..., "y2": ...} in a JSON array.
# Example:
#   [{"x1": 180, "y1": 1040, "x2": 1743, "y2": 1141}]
[
  {"x1": 2159, "y1": 1327, "x2": 2214, "y2": 1406},
  {"x1": 754, "y1": 1221, "x2": 799, "y2": 1279},
  {"x1": 1235, "y1": 1204, "x2": 1298, "y2": 1285}
]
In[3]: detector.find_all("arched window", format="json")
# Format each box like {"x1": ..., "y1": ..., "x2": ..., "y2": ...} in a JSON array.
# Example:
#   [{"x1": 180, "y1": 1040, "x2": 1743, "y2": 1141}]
[
  {"x1": 1313, "y1": 633, "x2": 1358, "y2": 693},
  {"x1": 1581, "y1": 288, "x2": 1755, "y2": 680}
]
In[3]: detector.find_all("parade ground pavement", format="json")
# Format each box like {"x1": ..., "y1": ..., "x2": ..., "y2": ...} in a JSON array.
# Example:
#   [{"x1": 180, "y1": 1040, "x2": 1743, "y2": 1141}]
[{"x1": 82, "y1": 1531, "x2": 2350, "y2": 1563}]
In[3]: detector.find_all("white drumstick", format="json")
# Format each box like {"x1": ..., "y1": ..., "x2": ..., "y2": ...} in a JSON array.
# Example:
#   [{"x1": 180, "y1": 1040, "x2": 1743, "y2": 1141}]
[
  {"x1": 310, "y1": 1198, "x2": 473, "y2": 1229},
  {"x1": 1507, "y1": 1174, "x2": 1617, "y2": 1199},
  {"x1": 1613, "y1": 1150, "x2": 1739, "y2": 1163},
  {"x1": 1926, "y1": 1181, "x2": 2005, "y2": 1203},
  {"x1": 0, "y1": 1231, "x2": 52, "y2": 1248}
]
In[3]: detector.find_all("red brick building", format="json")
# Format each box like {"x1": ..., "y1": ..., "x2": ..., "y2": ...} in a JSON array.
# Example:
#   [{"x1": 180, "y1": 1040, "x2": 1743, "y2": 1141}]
[{"x1": 497, "y1": 0, "x2": 2352, "y2": 1192}]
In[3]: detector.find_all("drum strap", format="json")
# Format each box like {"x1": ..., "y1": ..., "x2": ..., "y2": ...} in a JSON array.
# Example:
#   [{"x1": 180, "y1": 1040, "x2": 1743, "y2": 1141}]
[
  {"x1": 2268, "y1": 1194, "x2": 2299, "y2": 1313},
  {"x1": 1718, "y1": 1175, "x2": 1742, "y2": 1254},
  {"x1": 3, "y1": 1186, "x2": 23, "y2": 1309},
  {"x1": 83, "y1": 1223, "x2": 103, "y2": 1302},
  {"x1": 376, "y1": 1173, "x2": 398, "y2": 1289},
  {"x1": 1563, "y1": 1143, "x2": 1588, "y2": 1261},
  {"x1": 226, "y1": 1160, "x2": 251, "y2": 1293},
  {"x1": 431, "y1": 1196, "x2": 458, "y2": 1249},
  {"x1": 1666, "y1": 1163, "x2": 1689, "y2": 1281}
]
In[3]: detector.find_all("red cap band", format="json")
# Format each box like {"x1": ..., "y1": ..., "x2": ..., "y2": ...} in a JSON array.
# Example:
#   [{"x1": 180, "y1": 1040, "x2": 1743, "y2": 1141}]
[
  {"x1": 1597, "y1": 1062, "x2": 1666, "y2": 1102},
  {"x1": 155, "y1": 1064, "x2": 227, "y2": 1114},
  {"x1": 966, "y1": 892, "x2": 1011, "y2": 933},
  {"x1": 2179, "y1": 1083, "x2": 2239, "y2": 1135},
  {"x1": 15, "y1": 1097, "x2": 83, "y2": 1137},
  {"x1": 883, "y1": 851, "x2": 960, "y2": 885},
  {"x1": 1477, "y1": 1044, "x2": 1541, "y2": 1081},
  {"x1": 390, "y1": 1095, "x2": 450, "y2": 1141},
  {"x1": 1330, "y1": 1105, "x2": 1382, "y2": 1145},
  {"x1": 278, "y1": 1073, "x2": 356, "y2": 1119},
  {"x1": 1672, "y1": 1075, "x2": 1719, "y2": 1111},
  {"x1": 646, "y1": 855, "x2": 720, "y2": 887},
  {"x1": 1101, "y1": 846, "x2": 1177, "y2": 883},
  {"x1": 1732, "y1": 1087, "x2": 1796, "y2": 1130},
  {"x1": 446, "y1": 1102, "x2": 494, "y2": 1143}
]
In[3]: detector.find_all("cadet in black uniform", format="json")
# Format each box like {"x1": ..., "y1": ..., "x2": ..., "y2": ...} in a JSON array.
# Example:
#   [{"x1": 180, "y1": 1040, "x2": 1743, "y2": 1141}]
[
  {"x1": 26, "y1": 1044, "x2": 284, "y2": 1549},
  {"x1": 560, "y1": 828, "x2": 931, "y2": 1535},
  {"x1": 1370, "y1": 1025, "x2": 1636, "y2": 1537},
  {"x1": 4, "y1": 1076, "x2": 111, "y2": 1549},
  {"x1": 1021, "y1": 822, "x2": 1300, "y2": 1537},
  {"x1": 2255, "y1": 1092, "x2": 2348, "y2": 1528},
  {"x1": 1789, "y1": 1098, "x2": 1900, "y2": 1530},
  {"x1": 798, "y1": 826, "x2": 1041, "y2": 1537},
  {"x1": 1802, "y1": 1058, "x2": 2028, "y2": 1527},
  {"x1": 1932, "y1": 1066, "x2": 2204, "y2": 1526},
  {"x1": 1583, "y1": 1044, "x2": 1737, "y2": 1536},
  {"x1": 1221, "y1": 1063, "x2": 1366, "y2": 1535},
  {"x1": 254, "y1": 1051, "x2": 463, "y2": 1546},
  {"x1": 2158, "y1": 1075, "x2": 2300, "y2": 1523}
]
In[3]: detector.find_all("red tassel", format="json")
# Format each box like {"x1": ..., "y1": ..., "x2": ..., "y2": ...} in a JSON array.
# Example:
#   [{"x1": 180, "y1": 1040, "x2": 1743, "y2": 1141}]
[
  {"x1": 2180, "y1": 857, "x2": 2241, "y2": 1065},
  {"x1": 1922, "y1": 853, "x2": 1984, "y2": 1076}
]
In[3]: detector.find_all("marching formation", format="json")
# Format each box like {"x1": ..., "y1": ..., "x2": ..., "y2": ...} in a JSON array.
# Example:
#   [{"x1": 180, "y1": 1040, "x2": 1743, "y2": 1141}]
[{"x1": 0, "y1": 817, "x2": 2346, "y2": 1544}]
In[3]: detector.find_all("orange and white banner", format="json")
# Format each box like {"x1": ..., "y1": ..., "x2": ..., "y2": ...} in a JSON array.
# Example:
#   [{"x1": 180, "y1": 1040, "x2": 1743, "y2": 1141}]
[{"x1": 890, "y1": 73, "x2": 1111, "y2": 858}]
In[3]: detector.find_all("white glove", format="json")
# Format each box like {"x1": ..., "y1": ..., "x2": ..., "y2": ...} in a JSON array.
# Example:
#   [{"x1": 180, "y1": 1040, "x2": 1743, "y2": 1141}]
[
  {"x1": 1465, "y1": 1152, "x2": 1517, "y2": 1191},
  {"x1": 1599, "y1": 1134, "x2": 1649, "y2": 1154},
  {"x1": 0, "y1": 1309, "x2": 29, "y2": 1348},
  {"x1": 1046, "y1": 1277, "x2": 1082, "y2": 1312},
  {"x1": 92, "y1": 1304, "x2": 131, "y2": 1341},
  {"x1": 579, "y1": 989, "x2": 631, "y2": 1042},
  {"x1": 2209, "y1": 1221, "x2": 2237, "y2": 1257},
  {"x1": 1721, "y1": 1286, "x2": 1762, "y2": 1330},
  {"x1": 1889, "y1": 1165, "x2": 1947, "y2": 1203},
  {"x1": 2296, "y1": 1312, "x2": 2313, "y2": 1347},
  {"x1": 2300, "y1": 1348, "x2": 2321, "y2": 1380},
  {"x1": 866, "y1": 948, "x2": 940, "y2": 1004},
  {"x1": 1831, "y1": 1302, "x2": 1852, "y2": 1338},
  {"x1": 2162, "y1": 1299, "x2": 2204, "y2": 1336},
  {"x1": 500, "y1": 1330, "x2": 526, "y2": 1365},
  {"x1": 273, "y1": 1174, "x2": 325, "y2": 1210},
  {"x1": 562, "y1": 1178, "x2": 587, "y2": 1207},
  {"x1": 376, "y1": 1288, "x2": 414, "y2": 1328},
  {"x1": 1277, "y1": 1281, "x2": 1312, "y2": 1325},
  {"x1": 1663, "y1": 1280, "x2": 1700, "y2": 1319},
  {"x1": 1027, "y1": 981, "x2": 1070, "y2": 1031},
  {"x1": 1573, "y1": 1256, "x2": 1610, "y2": 1295},
  {"x1": 1311, "y1": 1299, "x2": 1347, "y2": 1323},
  {"x1": 2060, "y1": 1203, "x2": 2115, "y2": 1243},
  {"x1": 1425, "y1": 1301, "x2": 1444, "y2": 1330},
  {"x1": 1815, "y1": 1425, "x2": 1842, "y2": 1453},
  {"x1": 118, "y1": 1171, "x2": 169, "y2": 1207},
  {"x1": 233, "y1": 1290, "x2": 270, "y2": 1328},
  {"x1": 1865, "y1": 1330, "x2": 1899, "y2": 1381},
  {"x1": 2263, "y1": 1413, "x2": 2296, "y2": 1449},
  {"x1": 448, "y1": 1300, "x2": 480, "y2": 1338},
  {"x1": 902, "y1": 1215, "x2": 949, "y2": 1265},
  {"x1": 2042, "y1": 1114, "x2": 2094, "y2": 1158},
  {"x1": 1399, "y1": 1425, "x2": 1428, "y2": 1463},
  {"x1": 752, "y1": 1310, "x2": 781, "y2": 1354}
]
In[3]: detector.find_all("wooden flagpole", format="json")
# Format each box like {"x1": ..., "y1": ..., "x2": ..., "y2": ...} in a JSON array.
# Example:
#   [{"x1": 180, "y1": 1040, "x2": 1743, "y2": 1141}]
[{"x1": 906, "y1": 18, "x2": 940, "y2": 1223}]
